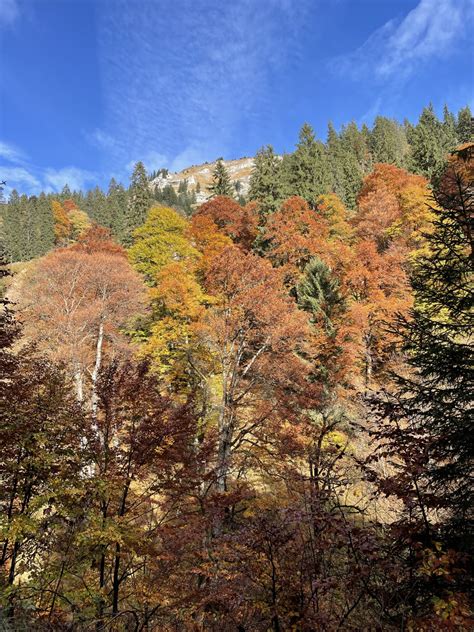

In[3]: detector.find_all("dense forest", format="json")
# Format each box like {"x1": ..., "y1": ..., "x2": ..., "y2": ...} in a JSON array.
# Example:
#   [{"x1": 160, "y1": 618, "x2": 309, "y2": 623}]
[
  {"x1": 0, "y1": 104, "x2": 473, "y2": 631},
  {"x1": 1, "y1": 104, "x2": 472, "y2": 261}
]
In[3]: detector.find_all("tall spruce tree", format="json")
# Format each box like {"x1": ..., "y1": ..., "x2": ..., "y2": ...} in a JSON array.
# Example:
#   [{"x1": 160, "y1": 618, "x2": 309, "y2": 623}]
[
  {"x1": 248, "y1": 145, "x2": 283, "y2": 217},
  {"x1": 456, "y1": 105, "x2": 473, "y2": 143},
  {"x1": 125, "y1": 161, "x2": 152, "y2": 245},
  {"x1": 374, "y1": 146, "x2": 473, "y2": 570},
  {"x1": 83, "y1": 186, "x2": 109, "y2": 227},
  {"x1": 32, "y1": 193, "x2": 55, "y2": 257},
  {"x1": 208, "y1": 158, "x2": 233, "y2": 197},
  {"x1": 326, "y1": 123, "x2": 362, "y2": 209},
  {"x1": 408, "y1": 104, "x2": 450, "y2": 180},
  {"x1": 283, "y1": 123, "x2": 331, "y2": 208},
  {"x1": 370, "y1": 116, "x2": 409, "y2": 167},
  {"x1": 107, "y1": 178, "x2": 128, "y2": 242},
  {"x1": 442, "y1": 105, "x2": 458, "y2": 150}
]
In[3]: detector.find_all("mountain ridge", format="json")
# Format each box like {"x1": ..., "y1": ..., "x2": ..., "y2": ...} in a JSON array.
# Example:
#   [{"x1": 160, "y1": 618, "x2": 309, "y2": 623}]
[{"x1": 149, "y1": 156, "x2": 255, "y2": 204}]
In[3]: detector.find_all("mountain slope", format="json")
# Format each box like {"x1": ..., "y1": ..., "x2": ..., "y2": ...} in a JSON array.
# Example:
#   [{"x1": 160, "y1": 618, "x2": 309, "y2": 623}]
[{"x1": 150, "y1": 157, "x2": 255, "y2": 204}]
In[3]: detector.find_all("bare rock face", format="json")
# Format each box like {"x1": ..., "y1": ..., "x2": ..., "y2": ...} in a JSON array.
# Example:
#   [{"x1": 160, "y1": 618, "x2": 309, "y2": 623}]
[{"x1": 150, "y1": 157, "x2": 254, "y2": 204}]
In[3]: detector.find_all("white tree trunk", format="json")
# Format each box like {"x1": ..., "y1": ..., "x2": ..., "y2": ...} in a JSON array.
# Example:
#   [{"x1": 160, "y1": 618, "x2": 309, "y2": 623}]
[{"x1": 91, "y1": 320, "x2": 104, "y2": 416}]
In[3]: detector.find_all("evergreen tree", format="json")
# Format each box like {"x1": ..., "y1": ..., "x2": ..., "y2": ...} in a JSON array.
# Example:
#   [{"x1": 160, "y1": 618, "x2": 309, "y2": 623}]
[
  {"x1": 370, "y1": 116, "x2": 409, "y2": 167},
  {"x1": 84, "y1": 186, "x2": 109, "y2": 227},
  {"x1": 456, "y1": 105, "x2": 473, "y2": 143},
  {"x1": 32, "y1": 193, "x2": 55, "y2": 257},
  {"x1": 297, "y1": 257, "x2": 344, "y2": 334},
  {"x1": 408, "y1": 104, "x2": 449, "y2": 180},
  {"x1": 155, "y1": 184, "x2": 178, "y2": 208},
  {"x1": 283, "y1": 123, "x2": 331, "y2": 208},
  {"x1": 208, "y1": 158, "x2": 233, "y2": 197},
  {"x1": 326, "y1": 123, "x2": 362, "y2": 209},
  {"x1": 341, "y1": 121, "x2": 372, "y2": 173},
  {"x1": 373, "y1": 147, "x2": 473, "y2": 593},
  {"x1": 248, "y1": 145, "x2": 283, "y2": 216},
  {"x1": 107, "y1": 178, "x2": 128, "y2": 242},
  {"x1": 124, "y1": 161, "x2": 152, "y2": 245},
  {"x1": 1, "y1": 190, "x2": 21, "y2": 261},
  {"x1": 442, "y1": 104, "x2": 457, "y2": 150},
  {"x1": 59, "y1": 184, "x2": 72, "y2": 201},
  {"x1": 0, "y1": 191, "x2": 55, "y2": 262}
]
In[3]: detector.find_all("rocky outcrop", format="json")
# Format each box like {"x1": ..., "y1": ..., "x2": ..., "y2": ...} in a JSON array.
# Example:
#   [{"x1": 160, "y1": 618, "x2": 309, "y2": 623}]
[{"x1": 150, "y1": 157, "x2": 254, "y2": 204}]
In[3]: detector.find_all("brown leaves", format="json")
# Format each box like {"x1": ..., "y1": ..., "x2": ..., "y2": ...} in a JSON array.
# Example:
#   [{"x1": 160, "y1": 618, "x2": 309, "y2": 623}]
[{"x1": 16, "y1": 238, "x2": 147, "y2": 378}]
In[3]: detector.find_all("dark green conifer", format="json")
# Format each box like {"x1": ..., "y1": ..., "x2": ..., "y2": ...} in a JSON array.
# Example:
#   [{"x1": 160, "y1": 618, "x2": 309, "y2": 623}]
[
  {"x1": 208, "y1": 158, "x2": 233, "y2": 197},
  {"x1": 283, "y1": 123, "x2": 331, "y2": 208},
  {"x1": 456, "y1": 106, "x2": 473, "y2": 143},
  {"x1": 124, "y1": 161, "x2": 152, "y2": 245},
  {"x1": 248, "y1": 145, "x2": 283, "y2": 217}
]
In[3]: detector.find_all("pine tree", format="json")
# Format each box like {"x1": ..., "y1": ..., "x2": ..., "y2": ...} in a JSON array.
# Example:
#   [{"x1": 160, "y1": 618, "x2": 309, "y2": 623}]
[
  {"x1": 248, "y1": 145, "x2": 283, "y2": 216},
  {"x1": 124, "y1": 162, "x2": 152, "y2": 245},
  {"x1": 208, "y1": 158, "x2": 233, "y2": 197}
]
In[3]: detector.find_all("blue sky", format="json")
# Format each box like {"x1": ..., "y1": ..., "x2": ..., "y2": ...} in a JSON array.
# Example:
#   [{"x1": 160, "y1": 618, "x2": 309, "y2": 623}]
[{"x1": 0, "y1": 0, "x2": 473, "y2": 195}]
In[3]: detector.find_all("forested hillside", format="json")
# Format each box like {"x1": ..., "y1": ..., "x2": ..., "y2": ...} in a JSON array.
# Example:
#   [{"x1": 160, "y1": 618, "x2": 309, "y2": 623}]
[
  {"x1": 0, "y1": 106, "x2": 473, "y2": 631},
  {"x1": 1, "y1": 104, "x2": 471, "y2": 262}
]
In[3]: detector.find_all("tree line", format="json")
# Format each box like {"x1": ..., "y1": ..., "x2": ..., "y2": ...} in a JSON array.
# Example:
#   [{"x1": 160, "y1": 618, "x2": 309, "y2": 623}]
[{"x1": 1, "y1": 103, "x2": 472, "y2": 264}]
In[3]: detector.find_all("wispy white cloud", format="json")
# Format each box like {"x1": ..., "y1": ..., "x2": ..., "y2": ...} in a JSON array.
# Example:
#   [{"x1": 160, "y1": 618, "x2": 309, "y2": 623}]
[
  {"x1": 0, "y1": 140, "x2": 96, "y2": 195},
  {"x1": 85, "y1": 128, "x2": 118, "y2": 152},
  {"x1": 0, "y1": 140, "x2": 27, "y2": 164},
  {"x1": 0, "y1": 166, "x2": 40, "y2": 193},
  {"x1": 333, "y1": 0, "x2": 472, "y2": 82},
  {"x1": 126, "y1": 150, "x2": 168, "y2": 174},
  {"x1": 44, "y1": 167, "x2": 95, "y2": 192},
  {"x1": 93, "y1": 0, "x2": 310, "y2": 175},
  {"x1": 0, "y1": 0, "x2": 20, "y2": 28}
]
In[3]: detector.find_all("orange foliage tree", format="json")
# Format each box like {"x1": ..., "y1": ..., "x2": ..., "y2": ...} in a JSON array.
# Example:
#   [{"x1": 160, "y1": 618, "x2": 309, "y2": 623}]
[
  {"x1": 345, "y1": 239, "x2": 412, "y2": 387},
  {"x1": 201, "y1": 244, "x2": 312, "y2": 494},
  {"x1": 354, "y1": 163, "x2": 433, "y2": 252},
  {"x1": 264, "y1": 196, "x2": 330, "y2": 284},
  {"x1": 186, "y1": 214, "x2": 233, "y2": 274},
  {"x1": 194, "y1": 195, "x2": 258, "y2": 251},
  {"x1": 16, "y1": 226, "x2": 147, "y2": 404},
  {"x1": 51, "y1": 200, "x2": 72, "y2": 245}
]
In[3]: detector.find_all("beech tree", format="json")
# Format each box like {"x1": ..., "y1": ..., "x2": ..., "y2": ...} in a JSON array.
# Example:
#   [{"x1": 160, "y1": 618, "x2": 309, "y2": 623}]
[
  {"x1": 355, "y1": 163, "x2": 432, "y2": 254},
  {"x1": 202, "y1": 245, "x2": 311, "y2": 495},
  {"x1": 194, "y1": 195, "x2": 258, "y2": 251},
  {"x1": 16, "y1": 226, "x2": 146, "y2": 404},
  {"x1": 128, "y1": 205, "x2": 200, "y2": 284}
]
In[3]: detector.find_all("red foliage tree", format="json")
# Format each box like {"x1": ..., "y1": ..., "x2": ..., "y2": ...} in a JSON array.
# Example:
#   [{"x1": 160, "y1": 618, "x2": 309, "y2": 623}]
[{"x1": 195, "y1": 195, "x2": 258, "y2": 250}]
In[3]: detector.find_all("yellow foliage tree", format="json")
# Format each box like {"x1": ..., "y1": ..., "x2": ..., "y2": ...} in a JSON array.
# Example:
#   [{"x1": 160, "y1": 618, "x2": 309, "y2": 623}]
[
  {"x1": 128, "y1": 205, "x2": 200, "y2": 284},
  {"x1": 143, "y1": 261, "x2": 213, "y2": 384}
]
